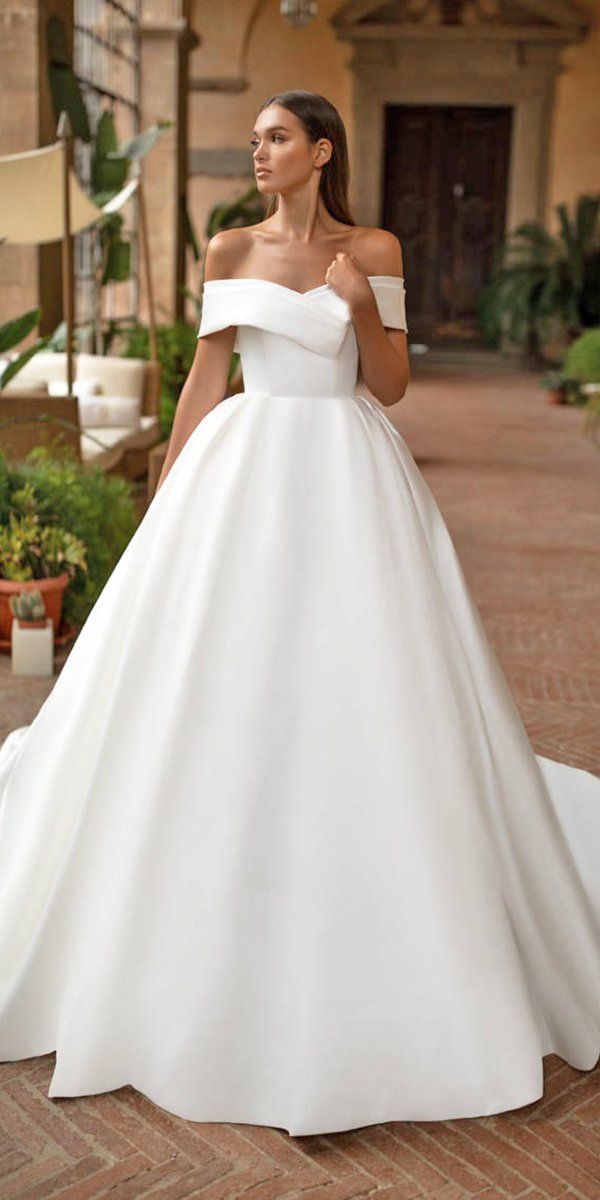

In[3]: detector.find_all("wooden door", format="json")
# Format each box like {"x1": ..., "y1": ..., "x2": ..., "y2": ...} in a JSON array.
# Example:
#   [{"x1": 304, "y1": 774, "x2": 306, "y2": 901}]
[{"x1": 381, "y1": 104, "x2": 512, "y2": 344}]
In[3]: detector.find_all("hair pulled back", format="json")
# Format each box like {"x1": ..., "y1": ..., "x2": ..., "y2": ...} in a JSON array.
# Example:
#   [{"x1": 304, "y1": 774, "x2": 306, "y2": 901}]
[{"x1": 256, "y1": 90, "x2": 355, "y2": 226}]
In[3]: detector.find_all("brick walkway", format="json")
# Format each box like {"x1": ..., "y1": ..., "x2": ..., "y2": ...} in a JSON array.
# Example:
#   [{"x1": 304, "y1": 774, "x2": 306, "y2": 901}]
[
  {"x1": 1, "y1": 364, "x2": 599, "y2": 1199},
  {"x1": 396, "y1": 362, "x2": 600, "y2": 778}
]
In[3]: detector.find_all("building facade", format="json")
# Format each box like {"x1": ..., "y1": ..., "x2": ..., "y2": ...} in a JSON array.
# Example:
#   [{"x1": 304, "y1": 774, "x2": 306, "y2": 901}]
[{"x1": 1, "y1": 0, "x2": 598, "y2": 345}]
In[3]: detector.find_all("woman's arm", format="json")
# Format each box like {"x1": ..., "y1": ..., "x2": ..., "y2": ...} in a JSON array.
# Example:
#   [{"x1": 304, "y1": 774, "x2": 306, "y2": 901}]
[
  {"x1": 326, "y1": 231, "x2": 409, "y2": 409},
  {"x1": 154, "y1": 234, "x2": 236, "y2": 493}
]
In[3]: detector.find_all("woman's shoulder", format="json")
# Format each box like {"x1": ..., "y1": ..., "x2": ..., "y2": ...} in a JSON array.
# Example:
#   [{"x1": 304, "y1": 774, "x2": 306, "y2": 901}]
[
  {"x1": 351, "y1": 226, "x2": 404, "y2": 276},
  {"x1": 202, "y1": 222, "x2": 404, "y2": 281},
  {"x1": 203, "y1": 227, "x2": 256, "y2": 281}
]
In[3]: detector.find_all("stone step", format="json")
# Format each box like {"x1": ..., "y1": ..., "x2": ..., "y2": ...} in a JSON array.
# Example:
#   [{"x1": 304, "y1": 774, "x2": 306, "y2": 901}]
[{"x1": 409, "y1": 344, "x2": 534, "y2": 371}]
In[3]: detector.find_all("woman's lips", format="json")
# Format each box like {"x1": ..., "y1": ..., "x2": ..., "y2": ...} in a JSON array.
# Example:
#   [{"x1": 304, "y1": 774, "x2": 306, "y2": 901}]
[{"x1": 255, "y1": 169, "x2": 271, "y2": 176}]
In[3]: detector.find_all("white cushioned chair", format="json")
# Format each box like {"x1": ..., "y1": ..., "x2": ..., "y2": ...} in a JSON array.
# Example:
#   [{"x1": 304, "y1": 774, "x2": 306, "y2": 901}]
[{"x1": 0, "y1": 351, "x2": 162, "y2": 474}]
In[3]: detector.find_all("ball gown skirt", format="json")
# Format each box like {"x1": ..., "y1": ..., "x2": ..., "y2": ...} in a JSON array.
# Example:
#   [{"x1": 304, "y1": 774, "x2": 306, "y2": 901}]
[{"x1": 0, "y1": 275, "x2": 598, "y2": 1138}]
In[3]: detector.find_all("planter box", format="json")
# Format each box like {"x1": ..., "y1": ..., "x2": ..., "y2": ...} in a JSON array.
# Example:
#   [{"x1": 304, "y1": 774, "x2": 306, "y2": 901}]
[
  {"x1": 11, "y1": 617, "x2": 54, "y2": 677},
  {"x1": 0, "y1": 572, "x2": 69, "y2": 641}
]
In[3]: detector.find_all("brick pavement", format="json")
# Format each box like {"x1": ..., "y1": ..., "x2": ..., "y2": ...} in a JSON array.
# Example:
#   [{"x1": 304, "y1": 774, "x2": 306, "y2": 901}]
[
  {"x1": 395, "y1": 362, "x2": 600, "y2": 777},
  {"x1": 0, "y1": 362, "x2": 599, "y2": 1199}
]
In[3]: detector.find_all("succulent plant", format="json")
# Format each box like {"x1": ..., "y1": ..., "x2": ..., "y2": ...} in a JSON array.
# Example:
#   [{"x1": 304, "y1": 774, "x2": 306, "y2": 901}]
[{"x1": 9, "y1": 588, "x2": 47, "y2": 621}]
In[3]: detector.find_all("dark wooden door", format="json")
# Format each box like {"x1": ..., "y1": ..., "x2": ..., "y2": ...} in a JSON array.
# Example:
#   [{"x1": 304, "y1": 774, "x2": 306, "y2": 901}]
[{"x1": 381, "y1": 104, "x2": 512, "y2": 344}]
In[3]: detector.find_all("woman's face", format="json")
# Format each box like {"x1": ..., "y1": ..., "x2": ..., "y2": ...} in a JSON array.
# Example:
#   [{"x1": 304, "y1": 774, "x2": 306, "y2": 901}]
[{"x1": 250, "y1": 104, "x2": 331, "y2": 195}]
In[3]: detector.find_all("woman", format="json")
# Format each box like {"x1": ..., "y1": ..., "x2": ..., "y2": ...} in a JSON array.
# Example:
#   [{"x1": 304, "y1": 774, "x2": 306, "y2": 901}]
[{"x1": 0, "y1": 90, "x2": 598, "y2": 1138}]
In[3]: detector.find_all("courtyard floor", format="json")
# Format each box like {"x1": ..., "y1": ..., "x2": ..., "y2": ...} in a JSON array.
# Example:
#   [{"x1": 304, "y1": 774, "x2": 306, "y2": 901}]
[{"x1": 1, "y1": 360, "x2": 599, "y2": 1199}]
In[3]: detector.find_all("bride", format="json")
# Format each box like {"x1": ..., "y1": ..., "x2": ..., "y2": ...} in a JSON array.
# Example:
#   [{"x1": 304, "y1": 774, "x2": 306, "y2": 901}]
[{"x1": 0, "y1": 89, "x2": 598, "y2": 1139}]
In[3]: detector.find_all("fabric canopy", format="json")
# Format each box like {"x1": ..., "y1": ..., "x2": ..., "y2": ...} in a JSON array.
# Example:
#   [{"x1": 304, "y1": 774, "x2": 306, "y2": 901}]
[{"x1": 0, "y1": 141, "x2": 139, "y2": 244}]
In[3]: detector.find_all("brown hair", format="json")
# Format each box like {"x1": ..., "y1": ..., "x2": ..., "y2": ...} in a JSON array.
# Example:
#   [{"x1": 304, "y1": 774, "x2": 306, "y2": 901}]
[{"x1": 256, "y1": 90, "x2": 355, "y2": 226}]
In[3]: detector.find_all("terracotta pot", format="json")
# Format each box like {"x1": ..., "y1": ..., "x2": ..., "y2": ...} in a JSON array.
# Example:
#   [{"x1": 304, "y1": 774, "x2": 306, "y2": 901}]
[
  {"x1": 0, "y1": 572, "x2": 70, "y2": 641},
  {"x1": 546, "y1": 388, "x2": 566, "y2": 405},
  {"x1": 16, "y1": 618, "x2": 48, "y2": 629}
]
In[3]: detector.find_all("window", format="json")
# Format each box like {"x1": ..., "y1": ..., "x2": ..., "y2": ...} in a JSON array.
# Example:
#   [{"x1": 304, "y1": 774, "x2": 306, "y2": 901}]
[{"x1": 73, "y1": 0, "x2": 141, "y2": 333}]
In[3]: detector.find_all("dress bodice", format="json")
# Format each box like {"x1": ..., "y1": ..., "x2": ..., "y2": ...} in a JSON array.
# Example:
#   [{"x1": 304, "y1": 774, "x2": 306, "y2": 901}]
[{"x1": 197, "y1": 275, "x2": 408, "y2": 399}]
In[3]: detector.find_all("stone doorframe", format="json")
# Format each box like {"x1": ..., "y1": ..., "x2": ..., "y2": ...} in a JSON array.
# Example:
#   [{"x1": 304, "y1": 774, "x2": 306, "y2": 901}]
[{"x1": 330, "y1": 1, "x2": 589, "y2": 234}]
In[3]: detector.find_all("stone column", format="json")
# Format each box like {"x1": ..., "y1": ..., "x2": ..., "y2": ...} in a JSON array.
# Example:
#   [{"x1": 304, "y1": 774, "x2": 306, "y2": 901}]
[
  {"x1": 0, "y1": 0, "x2": 40, "y2": 326},
  {"x1": 139, "y1": 3, "x2": 198, "y2": 323}
]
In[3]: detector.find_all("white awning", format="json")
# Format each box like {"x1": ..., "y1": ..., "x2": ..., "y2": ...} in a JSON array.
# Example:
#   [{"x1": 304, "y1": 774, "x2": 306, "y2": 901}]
[{"x1": 0, "y1": 141, "x2": 139, "y2": 245}]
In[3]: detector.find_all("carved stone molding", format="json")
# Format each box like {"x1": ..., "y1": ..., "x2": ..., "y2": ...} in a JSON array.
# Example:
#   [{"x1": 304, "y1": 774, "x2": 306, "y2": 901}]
[{"x1": 330, "y1": 0, "x2": 588, "y2": 228}]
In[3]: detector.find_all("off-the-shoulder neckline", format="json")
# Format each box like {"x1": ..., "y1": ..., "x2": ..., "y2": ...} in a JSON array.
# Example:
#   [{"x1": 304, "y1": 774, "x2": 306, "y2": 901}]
[{"x1": 203, "y1": 274, "x2": 404, "y2": 300}]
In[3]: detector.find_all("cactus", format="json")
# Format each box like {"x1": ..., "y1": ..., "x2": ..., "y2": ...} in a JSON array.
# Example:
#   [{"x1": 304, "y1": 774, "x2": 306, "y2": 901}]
[{"x1": 9, "y1": 588, "x2": 47, "y2": 622}]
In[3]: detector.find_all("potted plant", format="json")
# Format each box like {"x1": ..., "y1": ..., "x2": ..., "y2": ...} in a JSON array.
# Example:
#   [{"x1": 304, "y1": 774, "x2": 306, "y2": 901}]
[
  {"x1": 0, "y1": 482, "x2": 87, "y2": 640},
  {"x1": 0, "y1": 445, "x2": 138, "y2": 628},
  {"x1": 477, "y1": 193, "x2": 600, "y2": 358},
  {"x1": 539, "y1": 369, "x2": 580, "y2": 405},
  {"x1": 9, "y1": 587, "x2": 47, "y2": 628}
]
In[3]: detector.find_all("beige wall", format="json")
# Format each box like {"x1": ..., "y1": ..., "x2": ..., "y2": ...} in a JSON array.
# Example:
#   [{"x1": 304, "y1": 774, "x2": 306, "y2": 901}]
[
  {"x1": 0, "y1": 0, "x2": 72, "y2": 333},
  {"x1": 2, "y1": 1, "x2": 597, "y2": 332},
  {"x1": 186, "y1": 0, "x2": 599, "y2": 274},
  {"x1": 187, "y1": 0, "x2": 350, "y2": 280},
  {"x1": 0, "y1": 0, "x2": 40, "y2": 322},
  {"x1": 547, "y1": 0, "x2": 600, "y2": 229}
]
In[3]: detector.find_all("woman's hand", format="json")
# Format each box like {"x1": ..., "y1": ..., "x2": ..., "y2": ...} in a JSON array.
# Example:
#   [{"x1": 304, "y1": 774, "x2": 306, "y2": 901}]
[{"x1": 325, "y1": 251, "x2": 374, "y2": 313}]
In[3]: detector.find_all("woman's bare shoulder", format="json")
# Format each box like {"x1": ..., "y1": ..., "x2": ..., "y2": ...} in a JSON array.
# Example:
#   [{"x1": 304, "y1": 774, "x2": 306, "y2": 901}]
[
  {"x1": 351, "y1": 226, "x2": 404, "y2": 276},
  {"x1": 203, "y1": 227, "x2": 256, "y2": 282}
]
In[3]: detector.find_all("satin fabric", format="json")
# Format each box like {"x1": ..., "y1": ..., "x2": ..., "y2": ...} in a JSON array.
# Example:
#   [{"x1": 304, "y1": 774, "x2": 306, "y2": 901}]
[{"x1": 0, "y1": 275, "x2": 598, "y2": 1137}]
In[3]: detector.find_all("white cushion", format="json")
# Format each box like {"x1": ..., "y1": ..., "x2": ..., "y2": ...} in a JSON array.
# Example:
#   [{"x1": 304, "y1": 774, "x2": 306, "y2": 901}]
[
  {"x1": 3, "y1": 351, "x2": 67, "y2": 391},
  {"x1": 79, "y1": 415, "x2": 158, "y2": 463},
  {"x1": 3, "y1": 352, "x2": 147, "y2": 405},
  {"x1": 2, "y1": 378, "x2": 49, "y2": 393},
  {"x1": 48, "y1": 377, "x2": 103, "y2": 398},
  {"x1": 77, "y1": 353, "x2": 146, "y2": 400},
  {"x1": 80, "y1": 427, "x2": 130, "y2": 464},
  {"x1": 79, "y1": 394, "x2": 141, "y2": 429}
]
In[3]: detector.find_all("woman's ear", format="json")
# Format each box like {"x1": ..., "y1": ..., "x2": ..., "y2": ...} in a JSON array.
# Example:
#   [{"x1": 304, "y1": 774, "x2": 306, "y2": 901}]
[{"x1": 315, "y1": 139, "x2": 332, "y2": 166}]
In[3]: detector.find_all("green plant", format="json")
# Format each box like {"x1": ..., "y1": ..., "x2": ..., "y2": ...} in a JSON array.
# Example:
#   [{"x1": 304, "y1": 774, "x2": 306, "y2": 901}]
[
  {"x1": 538, "y1": 369, "x2": 581, "y2": 403},
  {"x1": 47, "y1": 17, "x2": 91, "y2": 141},
  {"x1": 563, "y1": 328, "x2": 600, "y2": 385},
  {"x1": 37, "y1": 318, "x2": 93, "y2": 354},
  {"x1": 0, "y1": 308, "x2": 53, "y2": 389},
  {"x1": 0, "y1": 507, "x2": 87, "y2": 583},
  {"x1": 9, "y1": 588, "x2": 46, "y2": 621},
  {"x1": 477, "y1": 193, "x2": 600, "y2": 351},
  {"x1": 205, "y1": 182, "x2": 265, "y2": 239},
  {"x1": 0, "y1": 446, "x2": 138, "y2": 625},
  {"x1": 91, "y1": 112, "x2": 173, "y2": 281},
  {"x1": 46, "y1": 26, "x2": 174, "y2": 353}
]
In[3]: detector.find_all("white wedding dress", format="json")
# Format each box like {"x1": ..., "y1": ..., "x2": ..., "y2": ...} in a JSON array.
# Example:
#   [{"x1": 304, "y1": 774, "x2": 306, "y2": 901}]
[{"x1": 0, "y1": 274, "x2": 598, "y2": 1137}]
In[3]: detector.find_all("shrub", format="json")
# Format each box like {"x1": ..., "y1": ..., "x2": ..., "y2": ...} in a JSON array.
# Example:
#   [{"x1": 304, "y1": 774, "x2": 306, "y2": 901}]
[
  {"x1": 0, "y1": 445, "x2": 138, "y2": 626},
  {"x1": 477, "y1": 193, "x2": 600, "y2": 350},
  {"x1": 562, "y1": 328, "x2": 600, "y2": 384}
]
